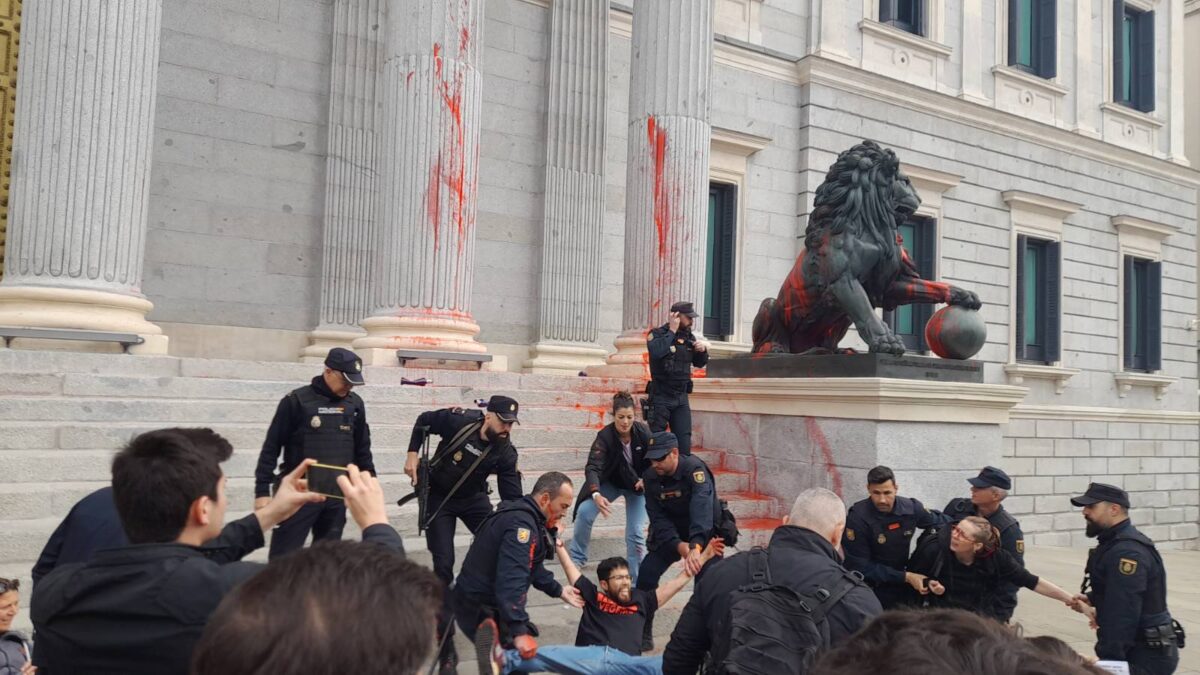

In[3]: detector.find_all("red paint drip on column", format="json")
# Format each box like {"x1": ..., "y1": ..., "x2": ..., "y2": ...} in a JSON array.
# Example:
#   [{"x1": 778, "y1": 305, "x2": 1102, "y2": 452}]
[
  {"x1": 428, "y1": 42, "x2": 469, "y2": 255},
  {"x1": 803, "y1": 417, "x2": 843, "y2": 498},
  {"x1": 647, "y1": 116, "x2": 670, "y2": 259}
]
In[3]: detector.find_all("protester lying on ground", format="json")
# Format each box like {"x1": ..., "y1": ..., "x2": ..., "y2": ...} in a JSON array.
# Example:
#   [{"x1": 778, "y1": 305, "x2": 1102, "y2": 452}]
[
  {"x1": 662, "y1": 487, "x2": 882, "y2": 675},
  {"x1": 905, "y1": 515, "x2": 1075, "y2": 621},
  {"x1": 811, "y1": 608, "x2": 1107, "y2": 675},
  {"x1": 0, "y1": 577, "x2": 33, "y2": 675},
  {"x1": 31, "y1": 427, "x2": 403, "y2": 675},
  {"x1": 31, "y1": 486, "x2": 128, "y2": 587},
  {"x1": 191, "y1": 540, "x2": 440, "y2": 675}
]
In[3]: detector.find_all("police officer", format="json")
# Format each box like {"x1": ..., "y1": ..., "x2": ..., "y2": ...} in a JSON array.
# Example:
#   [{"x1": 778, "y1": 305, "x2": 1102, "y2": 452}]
[
  {"x1": 1070, "y1": 483, "x2": 1182, "y2": 675},
  {"x1": 404, "y1": 394, "x2": 523, "y2": 673},
  {"x1": 254, "y1": 347, "x2": 373, "y2": 560},
  {"x1": 842, "y1": 465, "x2": 948, "y2": 609},
  {"x1": 452, "y1": 472, "x2": 584, "y2": 674},
  {"x1": 646, "y1": 301, "x2": 710, "y2": 456},
  {"x1": 943, "y1": 465, "x2": 1025, "y2": 622}
]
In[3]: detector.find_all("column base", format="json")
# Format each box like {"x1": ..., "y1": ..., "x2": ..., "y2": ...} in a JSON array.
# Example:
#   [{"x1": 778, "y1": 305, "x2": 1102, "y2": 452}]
[
  {"x1": 301, "y1": 328, "x2": 366, "y2": 363},
  {"x1": 586, "y1": 331, "x2": 649, "y2": 379},
  {"x1": 353, "y1": 313, "x2": 487, "y2": 366},
  {"x1": 524, "y1": 342, "x2": 609, "y2": 375},
  {"x1": 0, "y1": 286, "x2": 168, "y2": 354}
]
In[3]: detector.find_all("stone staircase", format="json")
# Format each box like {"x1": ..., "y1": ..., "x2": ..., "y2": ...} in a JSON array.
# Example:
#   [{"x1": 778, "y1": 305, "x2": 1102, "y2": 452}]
[{"x1": 0, "y1": 349, "x2": 785, "y2": 648}]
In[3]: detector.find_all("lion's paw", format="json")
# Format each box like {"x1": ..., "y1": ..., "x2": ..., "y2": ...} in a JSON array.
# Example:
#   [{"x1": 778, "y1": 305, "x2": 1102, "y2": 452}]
[{"x1": 868, "y1": 332, "x2": 906, "y2": 356}]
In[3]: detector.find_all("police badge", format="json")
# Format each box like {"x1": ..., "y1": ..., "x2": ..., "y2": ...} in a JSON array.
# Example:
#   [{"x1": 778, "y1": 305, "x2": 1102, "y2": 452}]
[
  {"x1": 877, "y1": 533, "x2": 886, "y2": 545},
  {"x1": 453, "y1": 451, "x2": 463, "y2": 462},
  {"x1": 1119, "y1": 558, "x2": 1138, "y2": 575},
  {"x1": 310, "y1": 415, "x2": 321, "y2": 429},
  {"x1": 517, "y1": 528, "x2": 531, "y2": 544},
  {"x1": 693, "y1": 470, "x2": 706, "y2": 484}
]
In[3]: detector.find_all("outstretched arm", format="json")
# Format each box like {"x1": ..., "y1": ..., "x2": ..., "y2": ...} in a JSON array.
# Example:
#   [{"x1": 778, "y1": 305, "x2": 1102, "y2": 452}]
[
  {"x1": 656, "y1": 537, "x2": 723, "y2": 607},
  {"x1": 555, "y1": 538, "x2": 583, "y2": 587}
]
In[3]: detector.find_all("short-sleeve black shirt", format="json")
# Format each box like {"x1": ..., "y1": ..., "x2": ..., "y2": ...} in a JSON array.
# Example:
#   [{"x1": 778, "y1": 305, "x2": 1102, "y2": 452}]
[{"x1": 573, "y1": 577, "x2": 659, "y2": 656}]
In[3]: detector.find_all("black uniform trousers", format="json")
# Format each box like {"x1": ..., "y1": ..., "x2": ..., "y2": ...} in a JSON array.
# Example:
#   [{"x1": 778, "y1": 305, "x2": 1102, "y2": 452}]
[
  {"x1": 648, "y1": 389, "x2": 692, "y2": 456},
  {"x1": 1128, "y1": 644, "x2": 1180, "y2": 675},
  {"x1": 427, "y1": 491, "x2": 494, "y2": 652},
  {"x1": 268, "y1": 500, "x2": 346, "y2": 560}
]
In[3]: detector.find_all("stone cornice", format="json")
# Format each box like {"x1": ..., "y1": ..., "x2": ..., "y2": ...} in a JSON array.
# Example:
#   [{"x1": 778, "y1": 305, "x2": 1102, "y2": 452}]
[
  {"x1": 1111, "y1": 215, "x2": 1181, "y2": 241},
  {"x1": 1002, "y1": 191, "x2": 1083, "y2": 220},
  {"x1": 901, "y1": 163, "x2": 962, "y2": 194},
  {"x1": 1011, "y1": 403, "x2": 1199, "y2": 423},
  {"x1": 711, "y1": 127, "x2": 772, "y2": 156}
]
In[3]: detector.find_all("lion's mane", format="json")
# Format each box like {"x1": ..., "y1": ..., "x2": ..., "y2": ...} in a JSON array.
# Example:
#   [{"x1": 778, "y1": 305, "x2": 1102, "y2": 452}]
[{"x1": 802, "y1": 140, "x2": 902, "y2": 266}]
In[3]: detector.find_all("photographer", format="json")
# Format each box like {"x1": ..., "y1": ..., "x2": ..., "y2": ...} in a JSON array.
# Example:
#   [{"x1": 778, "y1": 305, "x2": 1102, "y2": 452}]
[{"x1": 646, "y1": 301, "x2": 710, "y2": 457}]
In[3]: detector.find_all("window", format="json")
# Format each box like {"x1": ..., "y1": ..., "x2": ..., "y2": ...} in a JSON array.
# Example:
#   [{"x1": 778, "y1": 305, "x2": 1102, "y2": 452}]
[
  {"x1": 1008, "y1": 0, "x2": 1057, "y2": 78},
  {"x1": 880, "y1": 0, "x2": 924, "y2": 35},
  {"x1": 1113, "y1": 2, "x2": 1154, "y2": 112},
  {"x1": 1015, "y1": 235, "x2": 1061, "y2": 364},
  {"x1": 884, "y1": 216, "x2": 935, "y2": 352},
  {"x1": 704, "y1": 183, "x2": 737, "y2": 341},
  {"x1": 1123, "y1": 255, "x2": 1161, "y2": 372}
]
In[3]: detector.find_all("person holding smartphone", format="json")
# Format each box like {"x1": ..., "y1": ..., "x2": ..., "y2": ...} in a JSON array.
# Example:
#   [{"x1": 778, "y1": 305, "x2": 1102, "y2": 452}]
[
  {"x1": 254, "y1": 347, "x2": 374, "y2": 559},
  {"x1": 646, "y1": 301, "x2": 709, "y2": 457}
]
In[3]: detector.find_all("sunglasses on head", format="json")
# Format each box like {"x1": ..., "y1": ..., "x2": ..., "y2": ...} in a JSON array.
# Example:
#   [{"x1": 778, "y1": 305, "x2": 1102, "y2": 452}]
[{"x1": 0, "y1": 578, "x2": 18, "y2": 593}]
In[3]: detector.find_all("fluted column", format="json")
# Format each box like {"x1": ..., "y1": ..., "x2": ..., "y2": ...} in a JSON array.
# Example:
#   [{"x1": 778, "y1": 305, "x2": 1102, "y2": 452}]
[
  {"x1": 592, "y1": 0, "x2": 714, "y2": 378},
  {"x1": 354, "y1": 0, "x2": 486, "y2": 363},
  {"x1": 0, "y1": 0, "x2": 167, "y2": 354},
  {"x1": 524, "y1": 0, "x2": 609, "y2": 375},
  {"x1": 302, "y1": 0, "x2": 385, "y2": 362}
]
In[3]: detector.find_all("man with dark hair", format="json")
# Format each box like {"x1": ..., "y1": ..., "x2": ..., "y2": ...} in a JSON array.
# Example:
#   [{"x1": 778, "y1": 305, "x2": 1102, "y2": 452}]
[
  {"x1": 452, "y1": 471, "x2": 584, "y2": 674},
  {"x1": 646, "y1": 301, "x2": 710, "y2": 457},
  {"x1": 842, "y1": 465, "x2": 947, "y2": 608},
  {"x1": 192, "y1": 541, "x2": 441, "y2": 675},
  {"x1": 943, "y1": 465, "x2": 1025, "y2": 622},
  {"x1": 1069, "y1": 483, "x2": 1181, "y2": 675},
  {"x1": 31, "y1": 428, "x2": 402, "y2": 675},
  {"x1": 255, "y1": 347, "x2": 375, "y2": 559},
  {"x1": 402, "y1": 394, "x2": 524, "y2": 673},
  {"x1": 32, "y1": 486, "x2": 129, "y2": 586}
]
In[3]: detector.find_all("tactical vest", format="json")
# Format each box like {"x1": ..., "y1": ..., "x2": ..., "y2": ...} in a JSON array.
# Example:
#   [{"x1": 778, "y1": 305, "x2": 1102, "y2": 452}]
[
  {"x1": 286, "y1": 386, "x2": 358, "y2": 466},
  {"x1": 1086, "y1": 527, "x2": 1170, "y2": 624},
  {"x1": 649, "y1": 328, "x2": 696, "y2": 389}
]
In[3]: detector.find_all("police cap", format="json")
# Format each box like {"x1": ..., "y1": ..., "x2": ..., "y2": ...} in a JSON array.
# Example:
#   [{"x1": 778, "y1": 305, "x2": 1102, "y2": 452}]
[
  {"x1": 670, "y1": 301, "x2": 699, "y2": 319},
  {"x1": 1070, "y1": 482, "x2": 1130, "y2": 509},
  {"x1": 324, "y1": 347, "x2": 365, "y2": 386},
  {"x1": 644, "y1": 431, "x2": 679, "y2": 461},
  {"x1": 967, "y1": 465, "x2": 1011, "y2": 490},
  {"x1": 486, "y1": 395, "x2": 521, "y2": 424}
]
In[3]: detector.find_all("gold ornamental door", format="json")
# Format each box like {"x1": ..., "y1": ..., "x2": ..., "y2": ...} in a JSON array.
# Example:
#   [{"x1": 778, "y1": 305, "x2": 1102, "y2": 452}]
[{"x1": 0, "y1": 0, "x2": 17, "y2": 279}]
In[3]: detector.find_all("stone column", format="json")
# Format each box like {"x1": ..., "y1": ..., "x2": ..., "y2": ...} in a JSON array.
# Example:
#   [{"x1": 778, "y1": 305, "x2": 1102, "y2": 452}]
[
  {"x1": 302, "y1": 0, "x2": 385, "y2": 362},
  {"x1": 592, "y1": 0, "x2": 714, "y2": 378},
  {"x1": 524, "y1": 0, "x2": 610, "y2": 375},
  {"x1": 354, "y1": 0, "x2": 487, "y2": 364},
  {"x1": 0, "y1": 0, "x2": 167, "y2": 353}
]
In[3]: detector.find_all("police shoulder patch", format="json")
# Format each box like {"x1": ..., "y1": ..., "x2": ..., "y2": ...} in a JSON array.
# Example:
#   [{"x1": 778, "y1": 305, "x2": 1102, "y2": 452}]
[
  {"x1": 517, "y1": 528, "x2": 531, "y2": 544},
  {"x1": 1016, "y1": 539, "x2": 1025, "y2": 555},
  {"x1": 692, "y1": 470, "x2": 706, "y2": 484},
  {"x1": 1119, "y1": 557, "x2": 1138, "y2": 576},
  {"x1": 846, "y1": 528, "x2": 856, "y2": 541}
]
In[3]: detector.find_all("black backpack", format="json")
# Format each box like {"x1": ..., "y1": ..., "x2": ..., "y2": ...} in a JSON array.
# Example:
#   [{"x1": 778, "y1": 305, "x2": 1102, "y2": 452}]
[{"x1": 708, "y1": 548, "x2": 863, "y2": 675}]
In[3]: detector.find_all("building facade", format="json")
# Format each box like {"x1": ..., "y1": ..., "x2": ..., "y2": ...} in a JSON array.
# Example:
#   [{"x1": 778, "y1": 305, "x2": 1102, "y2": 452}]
[{"x1": 0, "y1": 0, "x2": 1197, "y2": 547}]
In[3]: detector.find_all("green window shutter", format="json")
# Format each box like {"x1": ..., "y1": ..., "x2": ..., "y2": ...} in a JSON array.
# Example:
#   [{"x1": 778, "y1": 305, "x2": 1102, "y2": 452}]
[
  {"x1": 1036, "y1": 0, "x2": 1057, "y2": 78},
  {"x1": 914, "y1": 218, "x2": 936, "y2": 352},
  {"x1": 1113, "y1": 0, "x2": 1126, "y2": 102},
  {"x1": 1123, "y1": 255, "x2": 1135, "y2": 370},
  {"x1": 1044, "y1": 240, "x2": 1061, "y2": 363},
  {"x1": 880, "y1": 0, "x2": 894, "y2": 23},
  {"x1": 718, "y1": 185, "x2": 737, "y2": 338},
  {"x1": 1008, "y1": 0, "x2": 1021, "y2": 66},
  {"x1": 1134, "y1": 10, "x2": 1155, "y2": 112},
  {"x1": 1146, "y1": 261, "x2": 1162, "y2": 371},
  {"x1": 1015, "y1": 235, "x2": 1028, "y2": 361}
]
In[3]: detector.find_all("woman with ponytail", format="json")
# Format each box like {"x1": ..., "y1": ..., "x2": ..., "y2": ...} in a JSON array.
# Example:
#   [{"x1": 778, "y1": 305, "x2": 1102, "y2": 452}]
[
  {"x1": 568, "y1": 391, "x2": 652, "y2": 582},
  {"x1": 906, "y1": 515, "x2": 1077, "y2": 621}
]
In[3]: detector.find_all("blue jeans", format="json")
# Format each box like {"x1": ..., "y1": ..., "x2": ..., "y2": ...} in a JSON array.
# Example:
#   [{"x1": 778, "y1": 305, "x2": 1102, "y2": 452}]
[
  {"x1": 504, "y1": 646, "x2": 663, "y2": 674},
  {"x1": 569, "y1": 482, "x2": 647, "y2": 582}
]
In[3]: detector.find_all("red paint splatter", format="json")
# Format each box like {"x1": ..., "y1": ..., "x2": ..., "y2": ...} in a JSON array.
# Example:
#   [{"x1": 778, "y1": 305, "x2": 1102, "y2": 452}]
[
  {"x1": 803, "y1": 417, "x2": 843, "y2": 497},
  {"x1": 647, "y1": 116, "x2": 670, "y2": 259},
  {"x1": 737, "y1": 517, "x2": 785, "y2": 531},
  {"x1": 426, "y1": 42, "x2": 469, "y2": 255},
  {"x1": 573, "y1": 402, "x2": 609, "y2": 430},
  {"x1": 407, "y1": 71, "x2": 415, "y2": 86}
]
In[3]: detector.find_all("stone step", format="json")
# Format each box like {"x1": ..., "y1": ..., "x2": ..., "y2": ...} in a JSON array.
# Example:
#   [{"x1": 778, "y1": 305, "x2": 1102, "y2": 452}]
[{"x1": 0, "y1": 421, "x2": 601, "y2": 451}]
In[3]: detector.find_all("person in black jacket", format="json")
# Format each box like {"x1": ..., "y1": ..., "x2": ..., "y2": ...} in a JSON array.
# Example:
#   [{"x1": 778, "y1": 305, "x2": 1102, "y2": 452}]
[
  {"x1": 942, "y1": 465, "x2": 1025, "y2": 622},
  {"x1": 32, "y1": 485, "x2": 129, "y2": 586},
  {"x1": 31, "y1": 427, "x2": 402, "y2": 675},
  {"x1": 568, "y1": 391, "x2": 652, "y2": 582},
  {"x1": 905, "y1": 515, "x2": 1074, "y2": 622},
  {"x1": 452, "y1": 472, "x2": 584, "y2": 674},
  {"x1": 663, "y1": 488, "x2": 882, "y2": 674},
  {"x1": 403, "y1": 395, "x2": 523, "y2": 674},
  {"x1": 646, "y1": 301, "x2": 710, "y2": 457},
  {"x1": 254, "y1": 347, "x2": 375, "y2": 559},
  {"x1": 1068, "y1": 483, "x2": 1181, "y2": 675}
]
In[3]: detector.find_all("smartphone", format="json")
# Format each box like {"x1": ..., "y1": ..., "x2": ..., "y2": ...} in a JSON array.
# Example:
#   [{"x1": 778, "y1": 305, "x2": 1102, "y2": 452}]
[
  {"x1": 307, "y1": 463, "x2": 349, "y2": 500},
  {"x1": 922, "y1": 577, "x2": 931, "y2": 590}
]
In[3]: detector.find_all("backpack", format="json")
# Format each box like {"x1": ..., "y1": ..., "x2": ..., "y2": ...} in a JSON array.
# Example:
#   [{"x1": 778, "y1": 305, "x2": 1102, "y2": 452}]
[{"x1": 708, "y1": 547, "x2": 862, "y2": 675}]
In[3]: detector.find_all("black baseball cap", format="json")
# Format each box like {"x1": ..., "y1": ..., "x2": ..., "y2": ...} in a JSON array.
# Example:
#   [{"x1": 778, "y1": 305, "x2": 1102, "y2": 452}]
[
  {"x1": 967, "y1": 466, "x2": 1011, "y2": 490},
  {"x1": 644, "y1": 431, "x2": 680, "y2": 460},
  {"x1": 670, "y1": 301, "x2": 699, "y2": 319},
  {"x1": 486, "y1": 395, "x2": 520, "y2": 424},
  {"x1": 324, "y1": 347, "x2": 365, "y2": 386},
  {"x1": 1070, "y1": 482, "x2": 1130, "y2": 508}
]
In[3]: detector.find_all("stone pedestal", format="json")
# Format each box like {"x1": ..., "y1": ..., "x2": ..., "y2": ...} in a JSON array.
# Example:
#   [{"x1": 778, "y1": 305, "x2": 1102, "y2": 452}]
[
  {"x1": 354, "y1": 0, "x2": 487, "y2": 363},
  {"x1": 0, "y1": 0, "x2": 168, "y2": 354},
  {"x1": 691, "y1": 377, "x2": 1027, "y2": 509},
  {"x1": 707, "y1": 352, "x2": 984, "y2": 383}
]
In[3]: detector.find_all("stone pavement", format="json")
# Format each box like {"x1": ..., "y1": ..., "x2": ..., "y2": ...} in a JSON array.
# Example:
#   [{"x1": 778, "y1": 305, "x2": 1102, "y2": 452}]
[{"x1": 1015, "y1": 545, "x2": 1198, "y2": 674}]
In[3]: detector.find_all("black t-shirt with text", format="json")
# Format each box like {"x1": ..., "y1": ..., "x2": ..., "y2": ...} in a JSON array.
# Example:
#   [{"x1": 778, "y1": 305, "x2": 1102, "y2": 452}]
[{"x1": 573, "y1": 576, "x2": 659, "y2": 656}]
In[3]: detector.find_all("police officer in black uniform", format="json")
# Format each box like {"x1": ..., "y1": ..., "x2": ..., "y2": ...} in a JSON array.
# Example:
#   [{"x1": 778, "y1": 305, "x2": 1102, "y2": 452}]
[
  {"x1": 842, "y1": 465, "x2": 948, "y2": 609},
  {"x1": 943, "y1": 465, "x2": 1025, "y2": 622},
  {"x1": 452, "y1": 471, "x2": 584, "y2": 673},
  {"x1": 646, "y1": 301, "x2": 710, "y2": 457},
  {"x1": 1070, "y1": 483, "x2": 1182, "y2": 675},
  {"x1": 254, "y1": 347, "x2": 373, "y2": 560},
  {"x1": 404, "y1": 394, "x2": 523, "y2": 673}
]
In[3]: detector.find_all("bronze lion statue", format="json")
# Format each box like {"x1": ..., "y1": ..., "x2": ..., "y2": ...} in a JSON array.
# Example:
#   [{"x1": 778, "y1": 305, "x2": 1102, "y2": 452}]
[{"x1": 752, "y1": 140, "x2": 981, "y2": 355}]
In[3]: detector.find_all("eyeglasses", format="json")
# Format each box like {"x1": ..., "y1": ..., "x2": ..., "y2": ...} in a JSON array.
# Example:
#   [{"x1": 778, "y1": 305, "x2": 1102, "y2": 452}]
[
  {"x1": 0, "y1": 578, "x2": 19, "y2": 593},
  {"x1": 604, "y1": 574, "x2": 632, "y2": 582}
]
